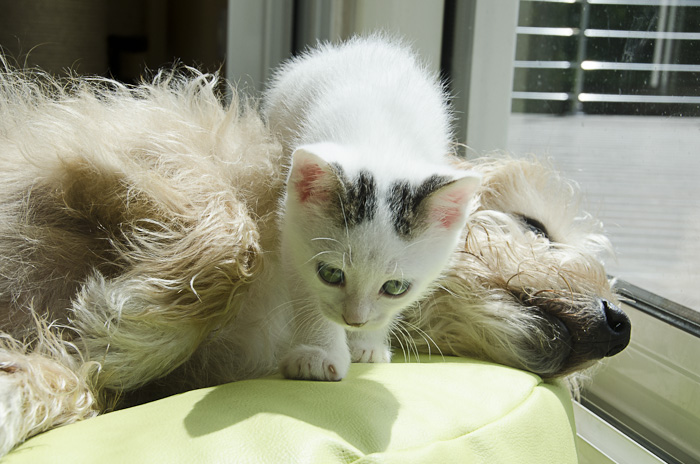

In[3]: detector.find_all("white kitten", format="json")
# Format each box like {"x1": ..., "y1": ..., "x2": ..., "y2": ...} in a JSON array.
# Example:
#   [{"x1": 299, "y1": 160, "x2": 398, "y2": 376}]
[{"x1": 256, "y1": 37, "x2": 480, "y2": 381}]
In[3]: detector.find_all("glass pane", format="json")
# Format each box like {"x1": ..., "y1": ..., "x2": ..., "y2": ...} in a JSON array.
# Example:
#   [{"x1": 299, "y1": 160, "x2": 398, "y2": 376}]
[{"x1": 509, "y1": 0, "x2": 700, "y2": 311}]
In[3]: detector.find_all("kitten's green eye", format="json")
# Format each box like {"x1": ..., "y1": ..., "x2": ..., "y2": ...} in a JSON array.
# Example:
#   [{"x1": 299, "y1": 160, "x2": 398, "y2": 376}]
[
  {"x1": 381, "y1": 280, "x2": 410, "y2": 296},
  {"x1": 318, "y1": 263, "x2": 345, "y2": 286}
]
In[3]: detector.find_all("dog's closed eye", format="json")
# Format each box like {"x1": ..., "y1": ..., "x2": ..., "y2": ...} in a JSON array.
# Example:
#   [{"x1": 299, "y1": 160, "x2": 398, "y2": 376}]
[{"x1": 517, "y1": 214, "x2": 551, "y2": 241}]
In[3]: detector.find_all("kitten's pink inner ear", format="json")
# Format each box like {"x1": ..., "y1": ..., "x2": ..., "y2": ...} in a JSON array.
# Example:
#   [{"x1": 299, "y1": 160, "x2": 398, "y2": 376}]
[
  {"x1": 430, "y1": 175, "x2": 481, "y2": 229},
  {"x1": 296, "y1": 163, "x2": 326, "y2": 202},
  {"x1": 290, "y1": 149, "x2": 332, "y2": 204}
]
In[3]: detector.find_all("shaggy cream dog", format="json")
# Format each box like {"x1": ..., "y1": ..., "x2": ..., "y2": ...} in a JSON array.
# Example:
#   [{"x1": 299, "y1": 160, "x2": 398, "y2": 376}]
[{"x1": 0, "y1": 65, "x2": 629, "y2": 456}]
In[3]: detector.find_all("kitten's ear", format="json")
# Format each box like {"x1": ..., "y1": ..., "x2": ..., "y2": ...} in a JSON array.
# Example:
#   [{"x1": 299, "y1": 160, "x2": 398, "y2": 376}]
[
  {"x1": 287, "y1": 145, "x2": 339, "y2": 205},
  {"x1": 426, "y1": 173, "x2": 481, "y2": 230}
]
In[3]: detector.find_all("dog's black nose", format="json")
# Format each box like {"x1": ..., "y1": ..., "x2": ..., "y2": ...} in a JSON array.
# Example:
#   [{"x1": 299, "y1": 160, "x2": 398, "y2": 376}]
[{"x1": 598, "y1": 298, "x2": 631, "y2": 357}]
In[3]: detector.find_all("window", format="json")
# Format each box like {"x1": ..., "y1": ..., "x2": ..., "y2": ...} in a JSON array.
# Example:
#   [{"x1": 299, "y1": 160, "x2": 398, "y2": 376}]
[{"x1": 510, "y1": 0, "x2": 700, "y2": 313}]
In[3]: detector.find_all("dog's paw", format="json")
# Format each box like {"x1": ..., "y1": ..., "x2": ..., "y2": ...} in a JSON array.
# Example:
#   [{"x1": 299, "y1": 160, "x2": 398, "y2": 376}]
[
  {"x1": 280, "y1": 345, "x2": 350, "y2": 381},
  {"x1": 349, "y1": 341, "x2": 392, "y2": 363}
]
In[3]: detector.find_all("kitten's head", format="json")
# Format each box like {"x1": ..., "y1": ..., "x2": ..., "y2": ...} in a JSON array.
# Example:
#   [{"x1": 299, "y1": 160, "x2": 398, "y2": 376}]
[{"x1": 281, "y1": 143, "x2": 480, "y2": 330}]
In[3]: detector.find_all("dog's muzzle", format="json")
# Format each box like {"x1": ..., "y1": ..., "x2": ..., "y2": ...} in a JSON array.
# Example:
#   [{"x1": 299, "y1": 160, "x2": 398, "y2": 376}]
[
  {"x1": 590, "y1": 298, "x2": 631, "y2": 358},
  {"x1": 558, "y1": 297, "x2": 632, "y2": 374},
  {"x1": 520, "y1": 292, "x2": 632, "y2": 376}
]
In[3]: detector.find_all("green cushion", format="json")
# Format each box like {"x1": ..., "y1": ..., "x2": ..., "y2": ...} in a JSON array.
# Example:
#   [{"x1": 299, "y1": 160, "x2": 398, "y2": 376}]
[{"x1": 5, "y1": 356, "x2": 577, "y2": 463}]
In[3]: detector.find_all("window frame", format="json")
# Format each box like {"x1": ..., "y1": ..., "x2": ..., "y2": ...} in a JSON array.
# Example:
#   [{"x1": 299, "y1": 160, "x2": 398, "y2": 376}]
[{"x1": 616, "y1": 279, "x2": 700, "y2": 338}]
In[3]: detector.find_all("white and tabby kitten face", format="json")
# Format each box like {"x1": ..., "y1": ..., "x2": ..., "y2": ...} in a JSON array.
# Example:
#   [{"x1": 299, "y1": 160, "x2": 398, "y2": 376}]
[{"x1": 281, "y1": 144, "x2": 480, "y2": 330}]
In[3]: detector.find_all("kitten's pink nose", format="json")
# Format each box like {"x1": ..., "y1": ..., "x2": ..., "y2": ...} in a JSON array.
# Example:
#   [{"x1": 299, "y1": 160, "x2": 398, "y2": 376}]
[{"x1": 342, "y1": 315, "x2": 366, "y2": 327}]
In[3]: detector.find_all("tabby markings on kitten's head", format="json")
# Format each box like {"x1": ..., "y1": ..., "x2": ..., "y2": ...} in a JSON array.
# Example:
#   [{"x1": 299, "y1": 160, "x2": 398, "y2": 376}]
[
  {"x1": 293, "y1": 150, "x2": 474, "y2": 241},
  {"x1": 330, "y1": 164, "x2": 378, "y2": 228}
]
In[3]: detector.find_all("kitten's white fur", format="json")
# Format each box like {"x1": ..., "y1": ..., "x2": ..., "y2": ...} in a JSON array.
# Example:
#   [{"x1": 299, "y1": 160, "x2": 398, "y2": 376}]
[{"x1": 242, "y1": 37, "x2": 480, "y2": 381}]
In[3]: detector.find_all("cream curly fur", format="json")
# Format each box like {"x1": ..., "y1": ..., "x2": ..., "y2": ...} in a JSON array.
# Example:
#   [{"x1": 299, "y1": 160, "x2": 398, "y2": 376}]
[
  {"x1": 0, "y1": 317, "x2": 99, "y2": 454},
  {"x1": 0, "y1": 62, "x2": 628, "y2": 456}
]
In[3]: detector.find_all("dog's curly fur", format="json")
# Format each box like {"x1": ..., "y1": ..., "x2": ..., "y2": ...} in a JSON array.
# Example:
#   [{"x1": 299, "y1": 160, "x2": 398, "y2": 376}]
[{"x1": 0, "y1": 64, "x2": 628, "y2": 456}]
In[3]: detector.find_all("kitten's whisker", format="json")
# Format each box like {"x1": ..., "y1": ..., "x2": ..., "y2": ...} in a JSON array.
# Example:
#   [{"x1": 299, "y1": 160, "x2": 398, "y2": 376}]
[
  {"x1": 400, "y1": 319, "x2": 444, "y2": 361},
  {"x1": 282, "y1": 300, "x2": 318, "y2": 337},
  {"x1": 291, "y1": 313, "x2": 319, "y2": 342},
  {"x1": 389, "y1": 325, "x2": 409, "y2": 363},
  {"x1": 305, "y1": 250, "x2": 341, "y2": 265},
  {"x1": 267, "y1": 298, "x2": 305, "y2": 319},
  {"x1": 395, "y1": 323, "x2": 419, "y2": 360},
  {"x1": 311, "y1": 237, "x2": 342, "y2": 245}
]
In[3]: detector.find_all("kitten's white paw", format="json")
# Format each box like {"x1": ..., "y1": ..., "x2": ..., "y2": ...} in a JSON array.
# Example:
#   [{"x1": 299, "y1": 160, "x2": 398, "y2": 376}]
[
  {"x1": 350, "y1": 341, "x2": 392, "y2": 363},
  {"x1": 280, "y1": 345, "x2": 350, "y2": 381}
]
